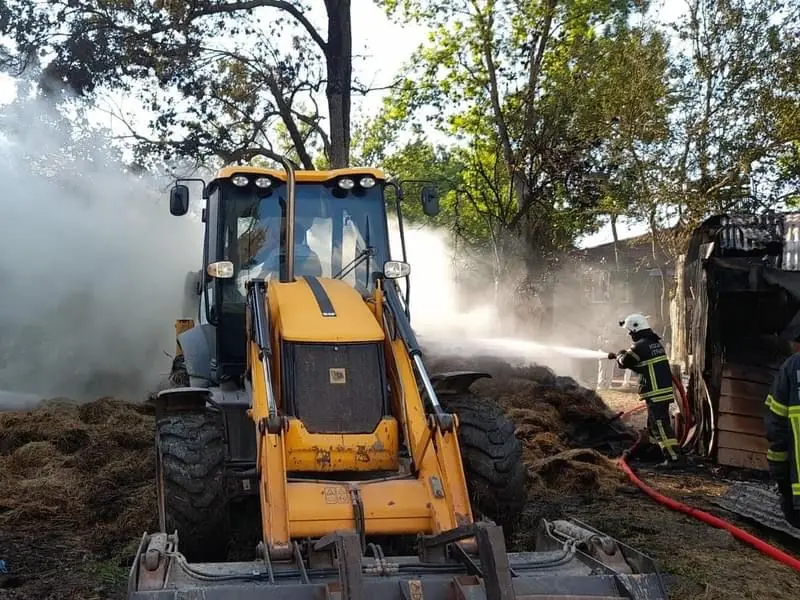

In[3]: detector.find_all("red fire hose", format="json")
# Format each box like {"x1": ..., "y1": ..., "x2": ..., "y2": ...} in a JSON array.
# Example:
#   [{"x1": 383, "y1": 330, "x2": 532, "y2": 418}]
[
  {"x1": 615, "y1": 432, "x2": 800, "y2": 573},
  {"x1": 671, "y1": 374, "x2": 692, "y2": 445},
  {"x1": 609, "y1": 358, "x2": 800, "y2": 572},
  {"x1": 617, "y1": 375, "x2": 691, "y2": 443}
]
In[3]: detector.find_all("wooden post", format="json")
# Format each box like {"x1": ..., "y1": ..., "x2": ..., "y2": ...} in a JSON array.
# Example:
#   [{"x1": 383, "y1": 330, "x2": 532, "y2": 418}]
[{"x1": 670, "y1": 254, "x2": 687, "y2": 370}]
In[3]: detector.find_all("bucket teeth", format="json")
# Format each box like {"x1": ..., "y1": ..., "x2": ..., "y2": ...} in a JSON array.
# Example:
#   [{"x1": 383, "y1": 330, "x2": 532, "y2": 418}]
[{"x1": 128, "y1": 521, "x2": 669, "y2": 600}]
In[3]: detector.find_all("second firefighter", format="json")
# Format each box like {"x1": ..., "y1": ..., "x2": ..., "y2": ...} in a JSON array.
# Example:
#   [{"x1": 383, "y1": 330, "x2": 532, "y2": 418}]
[{"x1": 608, "y1": 313, "x2": 685, "y2": 468}]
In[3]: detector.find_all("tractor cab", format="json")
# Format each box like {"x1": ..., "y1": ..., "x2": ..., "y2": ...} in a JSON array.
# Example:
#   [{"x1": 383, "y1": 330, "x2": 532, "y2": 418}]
[{"x1": 169, "y1": 163, "x2": 437, "y2": 387}]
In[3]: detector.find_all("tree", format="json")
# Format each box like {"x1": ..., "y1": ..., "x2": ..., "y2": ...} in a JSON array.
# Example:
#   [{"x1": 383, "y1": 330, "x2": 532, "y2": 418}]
[
  {"x1": 667, "y1": 0, "x2": 800, "y2": 221},
  {"x1": 0, "y1": 0, "x2": 363, "y2": 169},
  {"x1": 0, "y1": 70, "x2": 129, "y2": 180},
  {"x1": 613, "y1": 0, "x2": 800, "y2": 286},
  {"x1": 371, "y1": 0, "x2": 672, "y2": 332}
]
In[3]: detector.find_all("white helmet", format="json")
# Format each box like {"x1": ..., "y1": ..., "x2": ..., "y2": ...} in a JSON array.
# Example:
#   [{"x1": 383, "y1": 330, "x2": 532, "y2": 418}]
[{"x1": 619, "y1": 313, "x2": 650, "y2": 333}]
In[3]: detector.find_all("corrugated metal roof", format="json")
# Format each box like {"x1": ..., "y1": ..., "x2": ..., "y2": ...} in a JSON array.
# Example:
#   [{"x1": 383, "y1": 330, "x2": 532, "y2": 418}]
[
  {"x1": 715, "y1": 211, "x2": 800, "y2": 271},
  {"x1": 716, "y1": 213, "x2": 783, "y2": 252}
]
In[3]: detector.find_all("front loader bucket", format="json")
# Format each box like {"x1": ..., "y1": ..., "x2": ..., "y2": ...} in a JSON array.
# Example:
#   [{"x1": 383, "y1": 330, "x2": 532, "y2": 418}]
[{"x1": 128, "y1": 521, "x2": 668, "y2": 600}]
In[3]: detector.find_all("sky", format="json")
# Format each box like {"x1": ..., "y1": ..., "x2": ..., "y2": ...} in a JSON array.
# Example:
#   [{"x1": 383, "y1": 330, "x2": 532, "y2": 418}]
[{"x1": 0, "y1": 0, "x2": 686, "y2": 248}]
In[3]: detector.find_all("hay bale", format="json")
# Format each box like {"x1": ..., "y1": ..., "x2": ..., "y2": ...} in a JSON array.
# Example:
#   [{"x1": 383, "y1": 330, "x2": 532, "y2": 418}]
[
  {"x1": 6, "y1": 441, "x2": 67, "y2": 478},
  {"x1": 507, "y1": 404, "x2": 561, "y2": 432},
  {"x1": 468, "y1": 361, "x2": 634, "y2": 452},
  {"x1": 0, "y1": 473, "x2": 83, "y2": 523},
  {"x1": 424, "y1": 349, "x2": 635, "y2": 500},
  {"x1": 0, "y1": 351, "x2": 635, "y2": 565},
  {"x1": 52, "y1": 425, "x2": 91, "y2": 454},
  {"x1": 78, "y1": 396, "x2": 129, "y2": 424},
  {"x1": 472, "y1": 377, "x2": 542, "y2": 410},
  {"x1": 0, "y1": 403, "x2": 85, "y2": 447},
  {"x1": 95, "y1": 482, "x2": 158, "y2": 552},
  {"x1": 522, "y1": 432, "x2": 566, "y2": 461},
  {"x1": 528, "y1": 449, "x2": 625, "y2": 497},
  {"x1": 0, "y1": 427, "x2": 34, "y2": 455},
  {"x1": 0, "y1": 396, "x2": 156, "y2": 550}
]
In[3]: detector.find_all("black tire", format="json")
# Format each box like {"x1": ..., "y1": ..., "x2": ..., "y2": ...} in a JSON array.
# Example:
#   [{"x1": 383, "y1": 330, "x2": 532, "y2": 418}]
[
  {"x1": 156, "y1": 411, "x2": 229, "y2": 562},
  {"x1": 439, "y1": 393, "x2": 529, "y2": 537}
]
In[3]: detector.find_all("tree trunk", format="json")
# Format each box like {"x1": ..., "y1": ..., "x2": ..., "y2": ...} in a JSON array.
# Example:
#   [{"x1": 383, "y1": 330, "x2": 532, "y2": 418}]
[
  {"x1": 325, "y1": 0, "x2": 352, "y2": 168},
  {"x1": 610, "y1": 213, "x2": 620, "y2": 271},
  {"x1": 649, "y1": 209, "x2": 668, "y2": 325},
  {"x1": 266, "y1": 75, "x2": 315, "y2": 170}
]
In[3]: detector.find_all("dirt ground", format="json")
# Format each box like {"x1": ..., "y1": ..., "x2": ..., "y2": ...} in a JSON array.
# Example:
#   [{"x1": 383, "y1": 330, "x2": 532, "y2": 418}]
[
  {"x1": 1, "y1": 366, "x2": 799, "y2": 600},
  {"x1": 541, "y1": 389, "x2": 800, "y2": 600}
]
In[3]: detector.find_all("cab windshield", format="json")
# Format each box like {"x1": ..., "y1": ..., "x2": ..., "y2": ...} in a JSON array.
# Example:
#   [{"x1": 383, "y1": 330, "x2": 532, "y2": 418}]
[{"x1": 219, "y1": 181, "x2": 390, "y2": 300}]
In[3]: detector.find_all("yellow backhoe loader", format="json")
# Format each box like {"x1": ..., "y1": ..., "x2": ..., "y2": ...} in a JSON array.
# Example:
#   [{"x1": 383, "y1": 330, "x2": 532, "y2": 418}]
[{"x1": 128, "y1": 152, "x2": 669, "y2": 599}]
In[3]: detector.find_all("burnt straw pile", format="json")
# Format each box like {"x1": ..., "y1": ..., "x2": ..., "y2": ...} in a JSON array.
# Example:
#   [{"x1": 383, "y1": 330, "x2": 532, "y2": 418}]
[
  {"x1": 425, "y1": 354, "x2": 636, "y2": 498},
  {"x1": 0, "y1": 397, "x2": 157, "y2": 554},
  {"x1": 0, "y1": 357, "x2": 633, "y2": 559}
]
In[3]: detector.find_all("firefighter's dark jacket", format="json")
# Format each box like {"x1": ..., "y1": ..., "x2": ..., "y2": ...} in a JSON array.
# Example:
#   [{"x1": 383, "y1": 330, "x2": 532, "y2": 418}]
[
  {"x1": 764, "y1": 352, "x2": 800, "y2": 510},
  {"x1": 615, "y1": 330, "x2": 673, "y2": 403}
]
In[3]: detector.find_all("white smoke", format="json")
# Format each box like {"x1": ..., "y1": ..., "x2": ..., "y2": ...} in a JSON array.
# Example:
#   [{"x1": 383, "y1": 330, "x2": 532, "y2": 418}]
[
  {"x1": 0, "y1": 94, "x2": 604, "y2": 406},
  {"x1": 388, "y1": 219, "x2": 501, "y2": 337},
  {"x1": 0, "y1": 98, "x2": 203, "y2": 404},
  {"x1": 386, "y1": 218, "x2": 605, "y2": 384}
]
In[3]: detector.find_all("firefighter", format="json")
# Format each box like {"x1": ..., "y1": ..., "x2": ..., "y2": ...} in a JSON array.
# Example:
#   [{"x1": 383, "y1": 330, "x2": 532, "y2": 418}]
[
  {"x1": 608, "y1": 313, "x2": 684, "y2": 467},
  {"x1": 763, "y1": 327, "x2": 800, "y2": 528}
]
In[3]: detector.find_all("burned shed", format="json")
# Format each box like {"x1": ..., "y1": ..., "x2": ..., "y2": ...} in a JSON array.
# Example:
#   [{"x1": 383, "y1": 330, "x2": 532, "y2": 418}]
[{"x1": 678, "y1": 212, "x2": 800, "y2": 470}]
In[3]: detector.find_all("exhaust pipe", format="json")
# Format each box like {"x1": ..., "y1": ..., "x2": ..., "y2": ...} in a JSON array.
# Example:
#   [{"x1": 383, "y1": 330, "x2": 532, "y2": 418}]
[
  {"x1": 277, "y1": 156, "x2": 297, "y2": 283},
  {"x1": 246, "y1": 151, "x2": 298, "y2": 283}
]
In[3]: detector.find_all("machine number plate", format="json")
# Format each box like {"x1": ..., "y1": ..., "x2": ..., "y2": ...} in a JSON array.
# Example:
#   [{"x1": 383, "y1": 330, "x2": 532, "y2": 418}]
[{"x1": 323, "y1": 486, "x2": 349, "y2": 504}]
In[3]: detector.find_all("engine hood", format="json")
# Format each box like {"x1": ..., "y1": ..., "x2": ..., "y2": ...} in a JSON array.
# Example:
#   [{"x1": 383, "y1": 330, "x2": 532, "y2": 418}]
[{"x1": 269, "y1": 276, "x2": 384, "y2": 344}]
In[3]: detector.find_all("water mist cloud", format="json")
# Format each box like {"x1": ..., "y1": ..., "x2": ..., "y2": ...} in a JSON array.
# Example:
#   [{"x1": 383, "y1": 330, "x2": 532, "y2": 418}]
[
  {"x1": 0, "y1": 99, "x2": 203, "y2": 403},
  {"x1": 388, "y1": 219, "x2": 501, "y2": 338},
  {"x1": 386, "y1": 217, "x2": 607, "y2": 385},
  {"x1": 0, "y1": 94, "x2": 605, "y2": 405}
]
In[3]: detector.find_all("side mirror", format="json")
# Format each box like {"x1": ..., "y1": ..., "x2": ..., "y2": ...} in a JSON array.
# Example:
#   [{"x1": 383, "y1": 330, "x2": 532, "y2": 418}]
[
  {"x1": 170, "y1": 184, "x2": 190, "y2": 216},
  {"x1": 383, "y1": 260, "x2": 411, "y2": 279},
  {"x1": 421, "y1": 185, "x2": 439, "y2": 217}
]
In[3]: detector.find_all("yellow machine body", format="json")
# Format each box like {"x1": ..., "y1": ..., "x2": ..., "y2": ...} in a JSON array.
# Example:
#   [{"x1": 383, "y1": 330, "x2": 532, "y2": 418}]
[
  {"x1": 246, "y1": 273, "x2": 474, "y2": 555},
  {"x1": 136, "y1": 160, "x2": 668, "y2": 600}
]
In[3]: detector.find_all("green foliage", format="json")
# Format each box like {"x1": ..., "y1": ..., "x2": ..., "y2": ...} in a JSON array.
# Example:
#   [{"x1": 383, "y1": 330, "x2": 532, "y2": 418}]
[
  {"x1": 0, "y1": 0, "x2": 355, "y2": 169},
  {"x1": 2, "y1": 0, "x2": 798, "y2": 272},
  {"x1": 368, "y1": 0, "x2": 672, "y2": 277},
  {"x1": 364, "y1": 0, "x2": 800, "y2": 274},
  {"x1": 667, "y1": 0, "x2": 800, "y2": 219}
]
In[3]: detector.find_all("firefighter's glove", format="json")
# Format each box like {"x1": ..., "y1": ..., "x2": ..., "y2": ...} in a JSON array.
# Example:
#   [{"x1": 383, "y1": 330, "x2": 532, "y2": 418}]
[{"x1": 607, "y1": 352, "x2": 617, "y2": 360}]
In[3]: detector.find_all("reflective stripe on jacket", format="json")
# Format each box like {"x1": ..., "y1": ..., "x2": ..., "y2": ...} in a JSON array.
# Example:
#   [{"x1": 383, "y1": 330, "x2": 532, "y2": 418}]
[
  {"x1": 764, "y1": 353, "x2": 800, "y2": 509},
  {"x1": 616, "y1": 332, "x2": 674, "y2": 404}
]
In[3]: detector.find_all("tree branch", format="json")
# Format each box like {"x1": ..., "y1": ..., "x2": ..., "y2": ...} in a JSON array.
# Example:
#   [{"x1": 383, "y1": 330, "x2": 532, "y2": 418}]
[
  {"x1": 264, "y1": 71, "x2": 316, "y2": 169},
  {"x1": 194, "y1": 0, "x2": 328, "y2": 52},
  {"x1": 469, "y1": 0, "x2": 514, "y2": 176},
  {"x1": 523, "y1": 0, "x2": 556, "y2": 137},
  {"x1": 351, "y1": 77, "x2": 405, "y2": 95},
  {"x1": 293, "y1": 110, "x2": 332, "y2": 158}
]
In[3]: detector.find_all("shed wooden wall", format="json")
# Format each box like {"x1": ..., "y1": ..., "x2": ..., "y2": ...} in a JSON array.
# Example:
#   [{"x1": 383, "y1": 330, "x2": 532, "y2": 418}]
[{"x1": 715, "y1": 363, "x2": 775, "y2": 471}]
